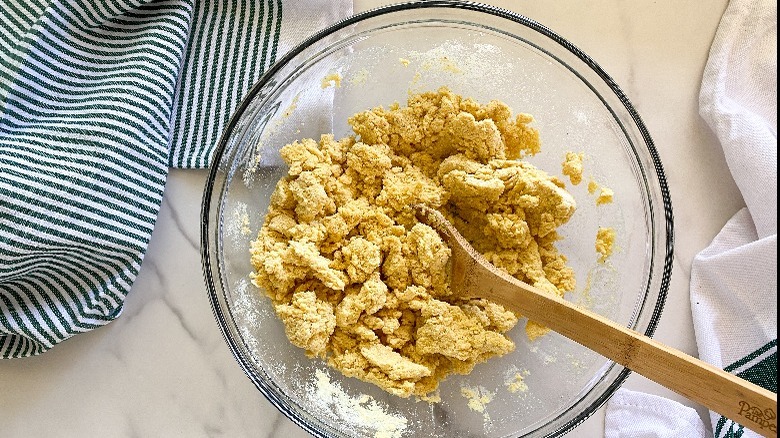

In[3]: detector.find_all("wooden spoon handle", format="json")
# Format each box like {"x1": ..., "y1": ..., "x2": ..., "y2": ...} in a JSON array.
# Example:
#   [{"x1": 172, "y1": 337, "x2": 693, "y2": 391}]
[{"x1": 452, "y1": 244, "x2": 778, "y2": 437}]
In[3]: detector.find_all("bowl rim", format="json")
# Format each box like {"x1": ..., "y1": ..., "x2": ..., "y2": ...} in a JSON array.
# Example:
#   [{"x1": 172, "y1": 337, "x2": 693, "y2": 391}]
[{"x1": 201, "y1": 1, "x2": 675, "y2": 437}]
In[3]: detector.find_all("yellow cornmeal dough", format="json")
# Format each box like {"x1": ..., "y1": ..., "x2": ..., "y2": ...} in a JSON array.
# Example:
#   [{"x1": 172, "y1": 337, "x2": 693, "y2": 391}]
[
  {"x1": 596, "y1": 187, "x2": 614, "y2": 205},
  {"x1": 587, "y1": 179, "x2": 599, "y2": 194},
  {"x1": 525, "y1": 320, "x2": 552, "y2": 341},
  {"x1": 596, "y1": 227, "x2": 616, "y2": 262},
  {"x1": 250, "y1": 87, "x2": 577, "y2": 398},
  {"x1": 562, "y1": 152, "x2": 584, "y2": 185},
  {"x1": 588, "y1": 179, "x2": 614, "y2": 205}
]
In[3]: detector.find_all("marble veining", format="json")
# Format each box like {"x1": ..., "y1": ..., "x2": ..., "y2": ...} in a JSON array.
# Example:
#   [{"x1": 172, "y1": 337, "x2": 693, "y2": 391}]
[{"x1": 0, "y1": 1, "x2": 742, "y2": 437}]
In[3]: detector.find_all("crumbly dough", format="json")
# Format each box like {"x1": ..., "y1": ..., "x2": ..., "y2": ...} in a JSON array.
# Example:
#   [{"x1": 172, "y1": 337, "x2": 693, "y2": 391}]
[
  {"x1": 596, "y1": 227, "x2": 616, "y2": 262},
  {"x1": 587, "y1": 179, "x2": 599, "y2": 194},
  {"x1": 250, "y1": 87, "x2": 577, "y2": 398},
  {"x1": 596, "y1": 187, "x2": 614, "y2": 205},
  {"x1": 588, "y1": 179, "x2": 614, "y2": 205},
  {"x1": 562, "y1": 151, "x2": 584, "y2": 185}
]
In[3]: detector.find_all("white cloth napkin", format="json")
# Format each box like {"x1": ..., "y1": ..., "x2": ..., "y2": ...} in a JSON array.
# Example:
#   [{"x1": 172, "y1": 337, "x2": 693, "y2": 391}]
[
  {"x1": 605, "y1": 0, "x2": 777, "y2": 436},
  {"x1": 605, "y1": 388, "x2": 709, "y2": 437},
  {"x1": 1, "y1": 0, "x2": 352, "y2": 358}
]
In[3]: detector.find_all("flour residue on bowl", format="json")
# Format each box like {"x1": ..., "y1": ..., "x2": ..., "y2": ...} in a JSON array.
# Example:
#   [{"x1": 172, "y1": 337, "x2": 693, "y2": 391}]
[
  {"x1": 226, "y1": 202, "x2": 252, "y2": 245},
  {"x1": 402, "y1": 42, "x2": 511, "y2": 93},
  {"x1": 504, "y1": 366, "x2": 530, "y2": 394},
  {"x1": 574, "y1": 269, "x2": 596, "y2": 309},
  {"x1": 574, "y1": 261, "x2": 620, "y2": 317},
  {"x1": 460, "y1": 384, "x2": 495, "y2": 421},
  {"x1": 312, "y1": 369, "x2": 408, "y2": 438},
  {"x1": 232, "y1": 277, "x2": 252, "y2": 318},
  {"x1": 321, "y1": 72, "x2": 343, "y2": 89},
  {"x1": 281, "y1": 93, "x2": 301, "y2": 118},
  {"x1": 349, "y1": 68, "x2": 370, "y2": 85}
]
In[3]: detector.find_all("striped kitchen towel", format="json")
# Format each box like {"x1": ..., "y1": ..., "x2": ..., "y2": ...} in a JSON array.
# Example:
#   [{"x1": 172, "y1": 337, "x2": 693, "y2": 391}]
[{"x1": 0, "y1": 0, "x2": 352, "y2": 358}]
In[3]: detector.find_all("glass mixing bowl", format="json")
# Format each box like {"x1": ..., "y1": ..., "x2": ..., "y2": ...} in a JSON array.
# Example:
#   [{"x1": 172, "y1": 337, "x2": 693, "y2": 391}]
[{"x1": 202, "y1": 2, "x2": 674, "y2": 437}]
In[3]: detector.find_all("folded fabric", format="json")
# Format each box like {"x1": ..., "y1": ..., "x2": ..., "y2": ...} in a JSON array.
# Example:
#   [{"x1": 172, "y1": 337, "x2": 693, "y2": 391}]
[
  {"x1": 693, "y1": 0, "x2": 777, "y2": 435},
  {"x1": 605, "y1": 0, "x2": 777, "y2": 436},
  {"x1": 692, "y1": 213, "x2": 777, "y2": 437},
  {"x1": 605, "y1": 388, "x2": 709, "y2": 437},
  {"x1": 0, "y1": 0, "x2": 351, "y2": 358}
]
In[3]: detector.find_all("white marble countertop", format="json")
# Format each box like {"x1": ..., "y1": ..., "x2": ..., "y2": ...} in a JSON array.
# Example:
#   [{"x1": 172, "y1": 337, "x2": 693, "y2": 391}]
[{"x1": 0, "y1": 1, "x2": 744, "y2": 436}]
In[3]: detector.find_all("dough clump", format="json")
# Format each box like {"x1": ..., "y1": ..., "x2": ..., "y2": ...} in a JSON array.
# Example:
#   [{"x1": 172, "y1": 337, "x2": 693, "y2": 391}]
[
  {"x1": 588, "y1": 179, "x2": 614, "y2": 205},
  {"x1": 596, "y1": 226, "x2": 616, "y2": 262},
  {"x1": 250, "y1": 87, "x2": 577, "y2": 398},
  {"x1": 562, "y1": 151, "x2": 584, "y2": 185}
]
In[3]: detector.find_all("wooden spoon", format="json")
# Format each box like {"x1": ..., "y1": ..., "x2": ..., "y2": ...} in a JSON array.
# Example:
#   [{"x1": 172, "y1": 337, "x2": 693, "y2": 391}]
[{"x1": 414, "y1": 205, "x2": 777, "y2": 438}]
